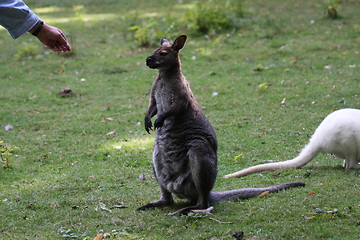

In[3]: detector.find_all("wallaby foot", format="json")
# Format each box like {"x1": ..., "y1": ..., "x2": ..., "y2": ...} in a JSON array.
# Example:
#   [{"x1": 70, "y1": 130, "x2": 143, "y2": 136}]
[
  {"x1": 154, "y1": 116, "x2": 165, "y2": 129},
  {"x1": 168, "y1": 205, "x2": 214, "y2": 216},
  {"x1": 137, "y1": 199, "x2": 174, "y2": 211},
  {"x1": 138, "y1": 187, "x2": 174, "y2": 211},
  {"x1": 343, "y1": 159, "x2": 360, "y2": 169}
]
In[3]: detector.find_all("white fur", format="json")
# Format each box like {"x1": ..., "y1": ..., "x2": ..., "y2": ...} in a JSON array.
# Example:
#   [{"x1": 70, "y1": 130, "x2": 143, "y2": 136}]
[{"x1": 224, "y1": 109, "x2": 360, "y2": 178}]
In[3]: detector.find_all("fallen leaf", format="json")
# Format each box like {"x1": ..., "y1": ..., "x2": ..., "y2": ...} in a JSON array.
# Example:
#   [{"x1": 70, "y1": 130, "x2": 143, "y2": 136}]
[
  {"x1": 103, "y1": 233, "x2": 111, "y2": 238},
  {"x1": 59, "y1": 88, "x2": 73, "y2": 97},
  {"x1": 106, "y1": 130, "x2": 116, "y2": 136},
  {"x1": 93, "y1": 233, "x2": 103, "y2": 240},
  {"x1": 257, "y1": 83, "x2": 271, "y2": 91},
  {"x1": 51, "y1": 202, "x2": 59, "y2": 209},
  {"x1": 209, "y1": 217, "x2": 233, "y2": 224},
  {"x1": 254, "y1": 64, "x2": 264, "y2": 72},
  {"x1": 326, "y1": 208, "x2": 338, "y2": 214},
  {"x1": 99, "y1": 203, "x2": 112, "y2": 212},
  {"x1": 290, "y1": 58, "x2": 299, "y2": 64},
  {"x1": 2, "y1": 160, "x2": 10, "y2": 169},
  {"x1": 234, "y1": 154, "x2": 243, "y2": 161},
  {"x1": 308, "y1": 192, "x2": 316, "y2": 195},
  {"x1": 232, "y1": 231, "x2": 244, "y2": 240},
  {"x1": 138, "y1": 172, "x2": 146, "y2": 180},
  {"x1": 258, "y1": 191, "x2": 270, "y2": 197},
  {"x1": 4, "y1": 124, "x2": 13, "y2": 131},
  {"x1": 112, "y1": 204, "x2": 128, "y2": 209},
  {"x1": 28, "y1": 95, "x2": 37, "y2": 100}
]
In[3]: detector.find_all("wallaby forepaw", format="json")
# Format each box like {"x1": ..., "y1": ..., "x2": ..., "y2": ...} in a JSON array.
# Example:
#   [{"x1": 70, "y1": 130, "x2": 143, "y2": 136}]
[
  {"x1": 145, "y1": 120, "x2": 153, "y2": 134},
  {"x1": 145, "y1": 126, "x2": 153, "y2": 134},
  {"x1": 154, "y1": 118, "x2": 164, "y2": 129}
]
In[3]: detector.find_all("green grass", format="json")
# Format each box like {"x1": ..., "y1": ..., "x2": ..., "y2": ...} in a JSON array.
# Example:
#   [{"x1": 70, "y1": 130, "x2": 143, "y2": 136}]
[{"x1": 1, "y1": 0, "x2": 359, "y2": 239}]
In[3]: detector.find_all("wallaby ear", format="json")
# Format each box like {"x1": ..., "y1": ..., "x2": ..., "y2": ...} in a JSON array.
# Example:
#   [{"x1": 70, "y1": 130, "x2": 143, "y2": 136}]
[
  {"x1": 161, "y1": 37, "x2": 169, "y2": 46},
  {"x1": 172, "y1": 35, "x2": 187, "y2": 51}
]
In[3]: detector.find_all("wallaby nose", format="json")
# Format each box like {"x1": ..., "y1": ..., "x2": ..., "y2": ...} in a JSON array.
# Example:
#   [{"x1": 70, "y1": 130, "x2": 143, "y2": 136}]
[{"x1": 146, "y1": 56, "x2": 153, "y2": 66}]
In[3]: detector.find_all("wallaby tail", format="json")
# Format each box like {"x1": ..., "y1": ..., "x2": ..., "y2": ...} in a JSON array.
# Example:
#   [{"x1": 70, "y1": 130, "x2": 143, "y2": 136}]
[
  {"x1": 224, "y1": 143, "x2": 320, "y2": 178},
  {"x1": 209, "y1": 182, "x2": 305, "y2": 203}
]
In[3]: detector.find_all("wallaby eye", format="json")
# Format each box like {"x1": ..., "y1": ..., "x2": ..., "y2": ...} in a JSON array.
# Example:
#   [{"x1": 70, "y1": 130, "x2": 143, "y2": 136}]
[{"x1": 159, "y1": 51, "x2": 168, "y2": 56}]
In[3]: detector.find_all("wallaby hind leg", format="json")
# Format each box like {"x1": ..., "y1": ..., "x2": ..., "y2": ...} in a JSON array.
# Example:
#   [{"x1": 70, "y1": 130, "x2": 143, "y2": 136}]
[
  {"x1": 188, "y1": 145, "x2": 217, "y2": 209},
  {"x1": 137, "y1": 185, "x2": 174, "y2": 210},
  {"x1": 170, "y1": 146, "x2": 217, "y2": 215}
]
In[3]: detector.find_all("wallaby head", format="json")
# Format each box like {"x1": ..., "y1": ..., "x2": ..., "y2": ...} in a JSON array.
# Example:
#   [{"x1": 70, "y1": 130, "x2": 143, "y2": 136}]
[{"x1": 146, "y1": 35, "x2": 187, "y2": 70}]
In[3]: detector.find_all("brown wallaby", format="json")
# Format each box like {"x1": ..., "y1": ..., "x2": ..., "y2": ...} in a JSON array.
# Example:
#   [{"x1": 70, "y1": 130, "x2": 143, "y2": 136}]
[{"x1": 137, "y1": 35, "x2": 305, "y2": 214}]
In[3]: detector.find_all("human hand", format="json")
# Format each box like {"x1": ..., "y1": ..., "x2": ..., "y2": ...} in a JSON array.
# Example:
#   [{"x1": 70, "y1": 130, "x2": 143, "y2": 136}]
[{"x1": 36, "y1": 23, "x2": 71, "y2": 52}]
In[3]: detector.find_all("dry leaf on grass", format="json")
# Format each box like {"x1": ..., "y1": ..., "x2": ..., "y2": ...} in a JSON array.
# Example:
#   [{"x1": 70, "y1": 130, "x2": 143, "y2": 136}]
[
  {"x1": 258, "y1": 191, "x2": 270, "y2": 197},
  {"x1": 106, "y1": 130, "x2": 116, "y2": 136},
  {"x1": 93, "y1": 233, "x2": 110, "y2": 240},
  {"x1": 59, "y1": 88, "x2": 73, "y2": 97},
  {"x1": 4, "y1": 124, "x2": 13, "y2": 131},
  {"x1": 93, "y1": 234, "x2": 103, "y2": 240},
  {"x1": 138, "y1": 172, "x2": 146, "y2": 180}
]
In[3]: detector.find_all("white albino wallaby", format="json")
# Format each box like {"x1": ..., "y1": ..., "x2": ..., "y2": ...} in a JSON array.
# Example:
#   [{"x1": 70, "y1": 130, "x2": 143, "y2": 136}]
[{"x1": 225, "y1": 108, "x2": 360, "y2": 178}]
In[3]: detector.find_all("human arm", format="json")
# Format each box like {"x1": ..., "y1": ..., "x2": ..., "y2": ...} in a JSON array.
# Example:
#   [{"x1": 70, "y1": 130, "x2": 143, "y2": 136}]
[
  {"x1": 0, "y1": 0, "x2": 39, "y2": 39},
  {"x1": 0, "y1": 0, "x2": 71, "y2": 52}
]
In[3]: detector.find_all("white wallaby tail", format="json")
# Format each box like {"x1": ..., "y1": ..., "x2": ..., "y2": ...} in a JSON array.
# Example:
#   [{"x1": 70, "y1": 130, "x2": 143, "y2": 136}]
[{"x1": 224, "y1": 143, "x2": 321, "y2": 178}]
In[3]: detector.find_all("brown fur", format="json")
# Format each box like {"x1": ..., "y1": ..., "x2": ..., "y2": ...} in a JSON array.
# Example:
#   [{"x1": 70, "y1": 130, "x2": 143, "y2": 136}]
[{"x1": 138, "y1": 35, "x2": 305, "y2": 214}]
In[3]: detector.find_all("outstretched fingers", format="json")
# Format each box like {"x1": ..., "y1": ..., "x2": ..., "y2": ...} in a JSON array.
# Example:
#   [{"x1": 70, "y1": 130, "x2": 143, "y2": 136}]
[{"x1": 37, "y1": 24, "x2": 71, "y2": 52}]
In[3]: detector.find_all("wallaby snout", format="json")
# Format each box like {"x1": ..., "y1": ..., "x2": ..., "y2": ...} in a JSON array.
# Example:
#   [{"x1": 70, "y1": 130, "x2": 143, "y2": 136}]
[{"x1": 146, "y1": 55, "x2": 157, "y2": 69}]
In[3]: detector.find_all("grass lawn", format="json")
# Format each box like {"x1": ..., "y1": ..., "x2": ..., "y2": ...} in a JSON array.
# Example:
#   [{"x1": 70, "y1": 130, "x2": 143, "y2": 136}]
[{"x1": 1, "y1": 0, "x2": 359, "y2": 239}]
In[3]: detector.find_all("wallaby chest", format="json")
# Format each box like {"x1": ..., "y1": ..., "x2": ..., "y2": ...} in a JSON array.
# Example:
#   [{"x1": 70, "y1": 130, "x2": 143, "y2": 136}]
[{"x1": 153, "y1": 78, "x2": 176, "y2": 115}]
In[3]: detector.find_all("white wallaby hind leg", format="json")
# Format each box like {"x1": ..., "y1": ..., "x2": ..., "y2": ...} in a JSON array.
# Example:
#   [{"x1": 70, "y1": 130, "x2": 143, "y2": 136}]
[{"x1": 344, "y1": 158, "x2": 360, "y2": 169}]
